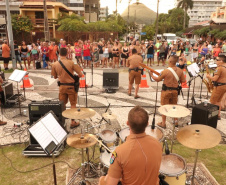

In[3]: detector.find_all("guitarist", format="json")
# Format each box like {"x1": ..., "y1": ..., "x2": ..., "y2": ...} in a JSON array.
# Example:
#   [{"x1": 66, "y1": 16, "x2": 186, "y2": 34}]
[
  {"x1": 150, "y1": 56, "x2": 185, "y2": 129},
  {"x1": 51, "y1": 48, "x2": 83, "y2": 128}
]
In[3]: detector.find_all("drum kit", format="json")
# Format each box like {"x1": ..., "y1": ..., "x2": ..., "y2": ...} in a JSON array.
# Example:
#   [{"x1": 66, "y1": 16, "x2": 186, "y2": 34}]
[{"x1": 63, "y1": 105, "x2": 221, "y2": 185}]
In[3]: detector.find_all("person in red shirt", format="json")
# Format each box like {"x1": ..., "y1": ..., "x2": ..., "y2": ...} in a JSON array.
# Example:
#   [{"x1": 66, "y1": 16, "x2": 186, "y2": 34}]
[
  {"x1": 2, "y1": 40, "x2": 10, "y2": 70},
  {"x1": 83, "y1": 40, "x2": 91, "y2": 68},
  {"x1": 213, "y1": 44, "x2": 221, "y2": 59},
  {"x1": 41, "y1": 42, "x2": 49, "y2": 69}
]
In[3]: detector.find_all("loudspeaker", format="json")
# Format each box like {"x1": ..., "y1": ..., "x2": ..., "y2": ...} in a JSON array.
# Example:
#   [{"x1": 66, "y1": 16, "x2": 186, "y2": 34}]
[
  {"x1": 28, "y1": 100, "x2": 65, "y2": 144},
  {"x1": 103, "y1": 70, "x2": 119, "y2": 89},
  {"x1": 191, "y1": 102, "x2": 218, "y2": 128},
  {"x1": 1, "y1": 82, "x2": 14, "y2": 105}
]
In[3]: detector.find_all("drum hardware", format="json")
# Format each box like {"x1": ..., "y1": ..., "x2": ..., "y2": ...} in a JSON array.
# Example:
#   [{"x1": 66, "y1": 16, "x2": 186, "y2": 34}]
[
  {"x1": 158, "y1": 105, "x2": 190, "y2": 153},
  {"x1": 152, "y1": 82, "x2": 159, "y2": 130},
  {"x1": 67, "y1": 132, "x2": 98, "y2": 185},
  {"x1": 177, "y1": 124, "x2": 221, "y2": 185}
]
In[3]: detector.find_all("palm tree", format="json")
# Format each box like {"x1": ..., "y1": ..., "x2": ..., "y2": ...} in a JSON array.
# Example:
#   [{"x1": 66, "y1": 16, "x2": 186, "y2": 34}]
[{"x1": 177, "y1": 0, "x2": 194, "y2": 29}]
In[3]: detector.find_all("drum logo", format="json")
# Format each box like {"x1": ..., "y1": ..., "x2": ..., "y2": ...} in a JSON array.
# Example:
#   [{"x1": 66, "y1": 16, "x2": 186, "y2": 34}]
[{"x1": 110, "y1": 151, "x2": 117, "y2": 164}]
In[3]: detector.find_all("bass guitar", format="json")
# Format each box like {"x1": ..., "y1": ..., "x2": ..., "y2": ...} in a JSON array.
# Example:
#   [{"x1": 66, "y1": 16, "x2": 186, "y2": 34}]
[{"x1": 139, "y1": 63, "x2": 160, "y2": 76}]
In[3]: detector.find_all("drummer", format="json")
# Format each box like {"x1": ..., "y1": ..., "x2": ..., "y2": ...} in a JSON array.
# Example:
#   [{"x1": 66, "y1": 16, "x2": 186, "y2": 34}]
[
  {"x1": 98, "y1": 106, "x2": 162, "y2": 185},
  {"x1": 150, "y1": 55, "x2": 186, "y2": 129}
]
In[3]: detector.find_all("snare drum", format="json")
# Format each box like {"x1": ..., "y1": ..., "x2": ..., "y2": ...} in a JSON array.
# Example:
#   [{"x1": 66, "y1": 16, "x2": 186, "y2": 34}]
[
  {"x1": 119, "y1": 126, "x2": 164, "y2": 143},
  {"x1": 159, "y1": 153, "x2": 187, "y2": 185},
  {"x1": 99, "y1": 129, "x2": 117, "y2": 149},
  {"x1": 100, "y1": 147, "x2": 116, "y2": 175}
]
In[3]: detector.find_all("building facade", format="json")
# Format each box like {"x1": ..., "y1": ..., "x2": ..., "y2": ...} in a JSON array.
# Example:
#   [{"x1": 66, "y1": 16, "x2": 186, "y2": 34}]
[
  {"x1": 176, "y1": 0, "x2": 222, "y2": 27},
  {"x1": 99, "y1": 6, "x2": 108, "y2": 21},
  {"x1": 58, "y1": 0, "x2": 85, "y2": 16}
]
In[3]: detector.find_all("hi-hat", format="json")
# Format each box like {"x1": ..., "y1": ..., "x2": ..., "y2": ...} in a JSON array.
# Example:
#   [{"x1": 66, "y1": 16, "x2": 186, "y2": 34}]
[
  {"x1": 102, "y1": 112, "x2": 117, "y2": 120},
  {"x1": 177, "y1": 124, "x2": 221, "y2": 150},
  {"x1": 158, "y1": 105, "x2": 190, "y2": 118},
  {"x1": 67, "y1": 133, "x2": 97, "y2": 149},
  {"x1": 62, "y1": 108, "x2": 96, "y2": 119}
]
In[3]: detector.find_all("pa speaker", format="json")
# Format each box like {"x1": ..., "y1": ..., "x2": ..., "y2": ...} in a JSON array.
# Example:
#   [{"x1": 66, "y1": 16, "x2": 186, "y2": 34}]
[
  {"x1": 191, "y1": 102, "x2": 218, "y2": 128},
  {"x1": 103, "y1": 70, "x2": 119, "y2": 89}
]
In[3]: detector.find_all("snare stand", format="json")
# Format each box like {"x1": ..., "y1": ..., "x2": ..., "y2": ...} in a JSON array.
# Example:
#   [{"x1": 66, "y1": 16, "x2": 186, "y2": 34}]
[{"x1": 170, "y1": 118, "x2": 176, "y2": 153}]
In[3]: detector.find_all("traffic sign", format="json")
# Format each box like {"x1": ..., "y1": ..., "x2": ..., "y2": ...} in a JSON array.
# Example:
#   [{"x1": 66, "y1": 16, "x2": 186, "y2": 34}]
[{"x1": 140, "y1": 32, "x2": 146, "y2": 35}]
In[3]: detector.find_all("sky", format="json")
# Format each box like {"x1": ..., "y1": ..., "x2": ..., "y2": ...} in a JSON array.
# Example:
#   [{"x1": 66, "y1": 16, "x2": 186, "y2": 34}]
[{"x1": 100, "y1": 0, "x2": 176, "y2": 14}]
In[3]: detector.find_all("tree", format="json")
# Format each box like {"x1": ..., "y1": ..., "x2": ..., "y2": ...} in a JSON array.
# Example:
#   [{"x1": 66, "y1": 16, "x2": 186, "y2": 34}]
[
  {"x1": 11, "y1": 14, "x2": 33, "y2": 40},
  {"x1": 142, "y1": 25, "x2": 155, "y2": 40},
  {"x1": 177, "y1": 0, "x2": 194, "y2": 29}
]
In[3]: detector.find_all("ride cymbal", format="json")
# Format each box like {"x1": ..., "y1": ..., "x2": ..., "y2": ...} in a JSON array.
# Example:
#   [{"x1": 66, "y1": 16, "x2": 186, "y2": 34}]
[
  {"x1": 67, "y1": 133, "x2": 97, "y2": 149},
  {"x1": 102, "y1": 112, "x2": 117, "y2": 120},
  {"x1": 177, "y1": 124, "x2": 221, "y2": 150},
  {"x1": 62, "y1": 108, "x2": 96, "y2": 119},
  {"x1": 158, "y1": 105, "x2": 190, "y2": 118}
]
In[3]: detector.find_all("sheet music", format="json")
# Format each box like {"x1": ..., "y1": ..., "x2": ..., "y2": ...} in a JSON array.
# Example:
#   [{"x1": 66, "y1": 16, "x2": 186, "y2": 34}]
[
  {"x1": 209, "y1": 64, "x2": 217, "y2": 68},
  {"x1": 29, "y1": 112, "x2": 67, "y2": 153},
  {"x1": 42, "y1": 113, "x2": 67, "y2": 144},
  {"x1": 151, "y1": 69, "x2": 164, "y2": 82},
  {"x1": 29, "y1": 120, "x2": 58, "y2": 150},
  {"x1": 9, "y1": 69, "x2": 27, "y2": 82},
  {"x1": 187, "y1": 63, "x2": 200, "y2": 77}
]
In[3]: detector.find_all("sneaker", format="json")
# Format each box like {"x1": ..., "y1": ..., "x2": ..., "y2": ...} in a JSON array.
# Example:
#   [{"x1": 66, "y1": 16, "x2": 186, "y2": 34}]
[{"x1": 0, "y1": 120, "x2": 7, "y2": 126}]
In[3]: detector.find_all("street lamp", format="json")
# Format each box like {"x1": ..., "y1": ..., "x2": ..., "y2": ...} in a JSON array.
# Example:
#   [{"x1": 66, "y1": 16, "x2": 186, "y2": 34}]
[{"x1": 154, "y1": 0, "x2": 160, "y2": 42}]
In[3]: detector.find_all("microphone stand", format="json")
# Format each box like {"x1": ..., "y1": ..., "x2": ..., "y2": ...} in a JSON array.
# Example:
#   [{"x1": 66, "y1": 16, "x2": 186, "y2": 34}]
[{"x1": 152, "y1": 82, "x2": 158, "y2": 130}]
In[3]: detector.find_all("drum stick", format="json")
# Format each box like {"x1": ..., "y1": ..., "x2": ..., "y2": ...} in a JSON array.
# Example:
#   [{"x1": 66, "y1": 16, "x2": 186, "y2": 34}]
[{"x1": 93, "y1": 136, "x2": 112, "y2": 153}]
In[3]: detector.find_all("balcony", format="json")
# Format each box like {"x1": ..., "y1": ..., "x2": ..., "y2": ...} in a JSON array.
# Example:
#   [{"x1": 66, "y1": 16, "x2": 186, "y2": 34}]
[{"x1": 30, "y1": 18, "x2": 57, "y2": 27}]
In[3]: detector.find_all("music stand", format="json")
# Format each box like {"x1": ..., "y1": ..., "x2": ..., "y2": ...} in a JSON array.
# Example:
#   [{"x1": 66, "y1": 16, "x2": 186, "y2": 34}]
[
  {"x1": 186, "y1": 63, "x2": 200, "y2": 108},
  {"x1": 29, "y1": 111, "x2": 67, "y2": 185},
  {"x1": 8, "y1": 69, "x2": 27, "y2": 117}
]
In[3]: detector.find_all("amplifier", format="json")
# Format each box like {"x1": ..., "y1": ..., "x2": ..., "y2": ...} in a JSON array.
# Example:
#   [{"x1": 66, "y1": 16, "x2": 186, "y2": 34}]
[
  {"x1": 103, "y1": 70, "x2": 119, "y2": 89},
  {"x1": 191, "y1": 102, "x2": 219, "y2": 128},
  {"x1": 1, "y1": 82, "x2": 14, "y2": 105},
  {"x1": 28, "y1": 100, "x2": 66, "y2": 144}
]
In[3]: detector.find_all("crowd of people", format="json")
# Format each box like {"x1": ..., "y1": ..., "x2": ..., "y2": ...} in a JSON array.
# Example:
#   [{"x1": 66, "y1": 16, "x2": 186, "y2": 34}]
[{"x1": 1, "y1": 37, "x2": 226, "y2": 71}]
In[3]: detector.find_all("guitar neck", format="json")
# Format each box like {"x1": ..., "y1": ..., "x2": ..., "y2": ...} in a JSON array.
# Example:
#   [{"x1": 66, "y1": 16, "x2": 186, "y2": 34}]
[{"x1": 139, "y1": 63, "x2": 160, "y2": 76}]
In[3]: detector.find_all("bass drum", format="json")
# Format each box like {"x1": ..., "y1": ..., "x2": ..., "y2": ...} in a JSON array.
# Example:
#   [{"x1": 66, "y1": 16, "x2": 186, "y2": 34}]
[
  {"x1": 100, "y1": 147, "x2": 116, "y2": 175},
  {"x1": 159, "y1": 153, "x2": 187, "y2": 185},
  {"x1": 119, "y1": 126, "x2": 164, "y2": 143}
]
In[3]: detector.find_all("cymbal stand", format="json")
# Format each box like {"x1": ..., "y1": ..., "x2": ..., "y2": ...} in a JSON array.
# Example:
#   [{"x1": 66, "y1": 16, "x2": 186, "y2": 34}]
[
  {"x1": 84, "y1": 148, "x2": 98, "y2": 178},
  {"x1": 186, "y1": 149, "x2": 201, "y2": 185},
  {"x1": 170, "y1": 118, "x2": 176, "y2": 153}
]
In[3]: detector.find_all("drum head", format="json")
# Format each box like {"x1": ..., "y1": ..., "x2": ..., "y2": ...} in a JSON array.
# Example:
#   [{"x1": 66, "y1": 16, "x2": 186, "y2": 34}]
[
  {"x1": 100, "y1": 129, "x2": 117, "y2": 142},
  {"x1": 119, "y1": 128, "x2": 130, "y2": 142},
  {"x1": 160, "y1": 154, "x2": 186, "y2": 177},
  {"x1": 100, "y1": 147, "x2": 116, "y2": 168},
  {"x1": 145, "y1": 126, "x2": 164, "y2": 142}
]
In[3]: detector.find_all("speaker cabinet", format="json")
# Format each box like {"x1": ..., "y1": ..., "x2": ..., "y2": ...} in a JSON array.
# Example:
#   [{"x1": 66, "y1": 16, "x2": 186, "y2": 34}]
[
  {"x1": 103, "y1": 70, "x2": 119, "y2": 89},
  {"x1": 28, "y1": 100, "x2": 65, "y2": 144},
  {"x1": 191, "y1": 103, "x2": 218, "y2": 128}
]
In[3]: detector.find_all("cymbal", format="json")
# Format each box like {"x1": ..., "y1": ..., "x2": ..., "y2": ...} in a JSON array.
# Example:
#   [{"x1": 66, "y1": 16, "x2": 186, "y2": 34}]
[
  {"x1": 62, "y1": 108, "x2": 96, "y2": 119},
  {"x1": 158, "y1": 105, "x2": 190, "y2": 118},
  {"x1": 102, "y1": 112, "x2": 117, "y2": 120},
  {"x1": 67, "y1": 133, "x2": 97, "y2": 149},
  {"x1": 177, "y1": 124, "x2": 221, "y2": 150}
]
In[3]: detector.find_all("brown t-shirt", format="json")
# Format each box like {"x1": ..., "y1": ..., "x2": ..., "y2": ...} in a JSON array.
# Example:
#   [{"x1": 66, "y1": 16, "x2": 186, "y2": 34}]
[
  {"x1": 213, "y1": 65, "x2": 226, "y2": 83},
  {"x1": 51, "y1": 59, "x2": 82, "y2": 83},
  {"x1": 157, "y1": 67, "x2": 185, "y2": 88},
  {"x1": 134, "y1": 45, "x2": 141, "y2": 55},
  {"x1": 127, "y1": 54, "x2": 143, "y2": 68},
  {"x1": 2, "y1": 44, "x2": 10, "y2": 58},
  {"x1": 108, "y1": 133, "x2": 162, "y2": 185}
]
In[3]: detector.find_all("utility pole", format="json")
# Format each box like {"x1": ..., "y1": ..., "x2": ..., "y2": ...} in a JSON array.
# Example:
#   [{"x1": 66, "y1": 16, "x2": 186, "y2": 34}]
[
  {"x1": 127, "y1": 0, "x2": 131, "y2": 40},
  {"x1": 154, "y1": 0, "x2": 160, "y2": 42},
  {"x1": 5, "y1": 0, "x2": 16, "y2": 69},
  {"x1": 44, "y1": 0, "x2": 50, "y2": 41}
]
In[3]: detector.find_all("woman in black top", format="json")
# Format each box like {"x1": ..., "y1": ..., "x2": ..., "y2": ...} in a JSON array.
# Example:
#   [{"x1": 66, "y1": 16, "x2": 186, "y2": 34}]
[
  {"x1": 19, "y1": 41, "x2": 29, "y2": 69},
  {"x1": 112, "y1": 42, "x2": 120, "y2": 68},
  {"x1": 121, "y1": 42, "x2": 129, "y2": 67}
]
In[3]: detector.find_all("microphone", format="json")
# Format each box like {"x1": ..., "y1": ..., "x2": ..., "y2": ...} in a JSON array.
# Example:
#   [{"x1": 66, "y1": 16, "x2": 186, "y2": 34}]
[
  {"x1": 151, "y1": 114, "x2": 155, "y2": 129},
  {"x1": 164, "y1": 140, "x2": 170, "y2": 155}
]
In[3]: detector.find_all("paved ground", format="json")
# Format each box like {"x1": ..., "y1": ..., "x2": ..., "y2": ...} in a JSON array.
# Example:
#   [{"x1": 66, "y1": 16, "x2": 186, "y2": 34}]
[{"x1": 0, "y1": 64, "x2": 225, "y2": 146}]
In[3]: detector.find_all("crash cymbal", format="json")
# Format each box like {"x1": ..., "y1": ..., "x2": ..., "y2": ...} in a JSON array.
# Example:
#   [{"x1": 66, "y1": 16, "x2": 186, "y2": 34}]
[
  {"x1": 177, "y1": 124, "x2": 221, "y2": 150},
  {"x1": 158, "y1": 105, "x2": 190, "y2": 118},
  {"x1": 62, "y1": 108, "x2": 96, "y2": 119},
  {"x1": 102, "y1": 112, "x2": 117, "y2": 120},
  {"x1": 67, "y1": 133, "x2": 97, "y2": 149}
]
